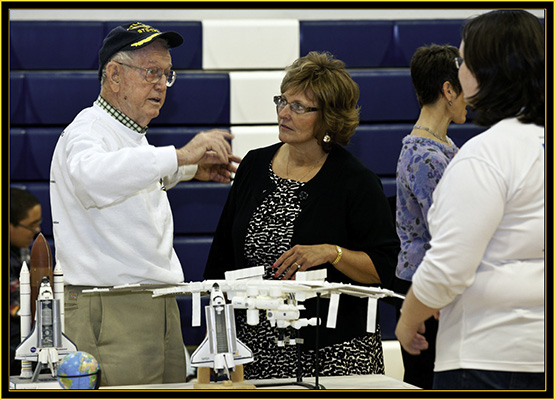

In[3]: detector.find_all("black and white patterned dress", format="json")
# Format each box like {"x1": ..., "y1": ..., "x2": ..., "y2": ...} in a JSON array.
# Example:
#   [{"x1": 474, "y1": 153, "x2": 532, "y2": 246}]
[{"x1": 238, "y1": 163, "x2": 385, "y2": 379}]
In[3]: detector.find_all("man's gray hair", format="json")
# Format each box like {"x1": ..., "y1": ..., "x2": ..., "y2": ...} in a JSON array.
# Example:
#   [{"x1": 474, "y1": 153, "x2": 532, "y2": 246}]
[
  {"x1": 100, "y1": 50, "x2": 135, "y2": 87},
  {"x1": 99, "y1": 38, "x2": 171, "y2": 87}
]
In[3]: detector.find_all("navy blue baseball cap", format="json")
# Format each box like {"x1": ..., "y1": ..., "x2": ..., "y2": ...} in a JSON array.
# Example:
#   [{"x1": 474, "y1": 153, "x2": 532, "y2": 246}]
[{"x1": 98, "y1": 22, "x2": 183, "y2": 80}]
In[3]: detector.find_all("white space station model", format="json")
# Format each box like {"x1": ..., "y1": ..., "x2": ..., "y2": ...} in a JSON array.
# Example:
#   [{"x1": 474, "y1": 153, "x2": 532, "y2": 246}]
[
  {"x1": 87, "y1": 266, "x2": 404, "y2": 380},
  {"x1": 173, "y1": 267, "x2": 404, "y2": 380}
]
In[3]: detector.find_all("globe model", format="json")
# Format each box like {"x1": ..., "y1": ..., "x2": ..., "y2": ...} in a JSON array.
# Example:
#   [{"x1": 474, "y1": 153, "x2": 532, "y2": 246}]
[{"x1": 57, "y1": 351, "x2": 100, "y2": 389}]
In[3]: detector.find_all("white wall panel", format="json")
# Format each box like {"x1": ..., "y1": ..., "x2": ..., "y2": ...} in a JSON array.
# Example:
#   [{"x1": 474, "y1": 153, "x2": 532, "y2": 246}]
[
  {"x1": 229, "y1": 71, "x2": 286, "y2": 125},
  {"x1": 202, "y1": 20, "x2": 299, "y2": 70},
  {"x1": 231, "y1": 125, "x2": 279, "y2": 160}
]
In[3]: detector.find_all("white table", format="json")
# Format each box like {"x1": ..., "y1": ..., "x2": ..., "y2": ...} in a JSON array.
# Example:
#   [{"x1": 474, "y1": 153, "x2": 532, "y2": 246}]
[
  {"x1": 11, "y1": 373, "x2": 420, "y2": 391},
  {"x1": 103, "y1": 375, "x2": 420, "y2": 390}
]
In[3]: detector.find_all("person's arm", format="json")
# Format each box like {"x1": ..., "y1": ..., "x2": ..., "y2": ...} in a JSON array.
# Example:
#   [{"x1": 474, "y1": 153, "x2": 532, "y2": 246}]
[
  {"x1": 64, "y1": 129, "x2": 177, "y2": 208},
  {"x1": 165, "y1": 129, "x2": 240, "y2": 187},
  {"x1": 175, "y1": 129, "x2": 235, "y2": 166},
  {"x1": 273, "y1": 244, "x2": 380, "y2": 283},
  {"x1": 395, "y1": 155, "x2": 506, "y2": 353},
  {"x1": 395, "y1": 287, "x2": 438, "y2": 354},
  {"x1": 274, "y1": 164, "x2": 398, "y2": 285}
]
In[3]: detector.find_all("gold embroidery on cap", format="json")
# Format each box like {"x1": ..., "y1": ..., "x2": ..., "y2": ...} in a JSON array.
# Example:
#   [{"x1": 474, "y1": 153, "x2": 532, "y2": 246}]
[
  {"x1": 130, "y1": 32, "x2": 163, "y2": 47},
  {"x1": 127, "y1": 23, "x2": 160, "y2": 34}
]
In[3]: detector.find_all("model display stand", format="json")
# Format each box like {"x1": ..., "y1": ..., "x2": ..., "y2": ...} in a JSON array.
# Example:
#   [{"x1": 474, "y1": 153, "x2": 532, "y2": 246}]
[{"x1": 194, "y1": 365, "x2": 255, "y2": 390}]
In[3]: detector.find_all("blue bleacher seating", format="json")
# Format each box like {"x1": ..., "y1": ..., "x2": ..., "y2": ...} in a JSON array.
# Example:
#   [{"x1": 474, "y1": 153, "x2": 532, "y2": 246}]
[
  {"x1": 161, "y1": 73, "x2": 230, "y2": 125},
  {"x1": 300, "y1": 20, "x2": 394, "y2": 67},
  {"x1": 395, "y1": 20, "x2": 466, "y2": 66},
  {"x1": 12, "y1": 69, "x2": 422, "y2": 125},
  {"x1": 9, "y1": 19, "x2": 468, "y2": 72},
  {"x1": 300, "y1": 19, "x2": 466, "y2": 68},
  {"x1": 10, "y1": 72, "x2": 99, "y2": 125},
  {"x1": 173, "y1": 236, "x2": 213, "y2": 282},
  {"x1": 168, "y1": 182, "x2": 230, "y2": 235},
  {"x1": 10, "y1": 21, "x2": 202, "y2": 71},
  {"x1": 348, "y1": 123, "x2": 486, "y2": 177},
  {"x1": 10, "y1": 127, "x2": 227, "y2": 181},
  {"x1": 10, "y1": 21, "x2": 105, "y2": 70},
  {"x1": 348, "y1": 125, "x2": 407, "y2": 176},
  {"x1": 10, "y1": 128, "x2": 60, "y2": 181},
  {"x1": 10, "y1": 72, "x2": 230, "y2": 126},
  {"x1": 351, "y1": 70, "x2": 420, "y2": 123}
]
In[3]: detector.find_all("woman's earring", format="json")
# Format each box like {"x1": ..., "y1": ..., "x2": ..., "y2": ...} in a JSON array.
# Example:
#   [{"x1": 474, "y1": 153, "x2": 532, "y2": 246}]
[
  {"x1": 323, "y1": 134, "x2": 331, "y2": 143},
  {"x1": 448, "y1": 101, "x2": 453, "y2": 106}
]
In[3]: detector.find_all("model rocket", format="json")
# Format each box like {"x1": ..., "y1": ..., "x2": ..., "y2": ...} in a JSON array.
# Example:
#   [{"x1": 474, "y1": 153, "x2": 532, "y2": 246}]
[
  {"x1": 15, "y1": 233, "x2": 77, "y2": 381},
  {"x1": 190, "y1": 283, "x2": 253, "y2": 380},
  {"x1": 29, "y1": 233, "x2": 53, "y2": 321}
]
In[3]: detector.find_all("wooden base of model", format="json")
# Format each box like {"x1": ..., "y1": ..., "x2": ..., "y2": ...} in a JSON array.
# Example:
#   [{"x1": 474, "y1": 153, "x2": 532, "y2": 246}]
[{"x1": 193, "y1": 365, "x2": 256, "y2": 390}]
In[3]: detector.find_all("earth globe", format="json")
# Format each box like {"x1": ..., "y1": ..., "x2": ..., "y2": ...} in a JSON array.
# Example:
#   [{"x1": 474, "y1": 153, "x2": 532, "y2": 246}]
[{"x1": 57, "y1": 351, "x2": 101, "y2": 389}]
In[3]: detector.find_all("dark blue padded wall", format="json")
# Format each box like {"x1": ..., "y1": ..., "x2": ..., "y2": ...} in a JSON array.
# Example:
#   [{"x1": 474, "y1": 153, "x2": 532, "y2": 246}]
[
  {"x1": 10, "y1": 72, "x2": 230, "y2": 126},
  {"x1": 161, "y1": 73, "x2": 230, "y2": 125},
  {"x1": 351, "y1": 70, "x2": 419, "y2": 122},
  {"x1": 10, "y1": 72, "x2": 99, "y2": 125},
  {"x1": 300, "y1": 21, "x2": 394, "y2": 67},
  {"x1": 300, "y1": 19, "x2": 466, "y2": 67},
  {"x1": 168, "y1": 183, "x2": 230, "y2": 235},
  {"x1": 394, "y1": 20, "x2": 466, "y2": 65},
  {"x1": 348, "y1": 123, "x2": 484, "y2": 178},
  {"x1": 10, "y1": 21, "x2": 202, "y2": 70},
  {"x1": 10, "y1": 21, "x2": 105, "y2": 70},
  {"x1": 10, "y1": 128, "x2": 60, "y2": 181}
]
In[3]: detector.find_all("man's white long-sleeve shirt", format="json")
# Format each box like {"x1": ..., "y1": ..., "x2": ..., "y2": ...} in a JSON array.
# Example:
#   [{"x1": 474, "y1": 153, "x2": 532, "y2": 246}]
[{"x1": 50, "y1": 103, "x2": 197, "y2": 286}]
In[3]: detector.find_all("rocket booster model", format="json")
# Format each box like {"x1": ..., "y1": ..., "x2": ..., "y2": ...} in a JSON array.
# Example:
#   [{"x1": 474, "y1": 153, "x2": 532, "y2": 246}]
[
  {"x1": 29, "y1": 233, "x2": 53, "y2": 323},
  {"x1": 15, "y1": 233, "x2": 77, "y2": 381},
  {"x1": 190, "y1": 284, "x2": 253, "y2": 380}
]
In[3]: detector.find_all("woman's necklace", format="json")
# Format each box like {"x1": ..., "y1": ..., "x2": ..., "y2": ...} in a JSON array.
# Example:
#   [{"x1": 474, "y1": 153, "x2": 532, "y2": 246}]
[
  {"x1": 413, "y1": 125, "x2": 449, "y2": 144},
  {"x1": 287, "y1": 152, "x2": 327, "y2": 182}
]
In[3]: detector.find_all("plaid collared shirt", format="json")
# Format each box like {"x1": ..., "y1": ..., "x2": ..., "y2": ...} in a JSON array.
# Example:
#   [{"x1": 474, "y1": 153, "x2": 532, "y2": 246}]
[{"x1": 95, "y1": 95, "x2": 148, "y2": 134}]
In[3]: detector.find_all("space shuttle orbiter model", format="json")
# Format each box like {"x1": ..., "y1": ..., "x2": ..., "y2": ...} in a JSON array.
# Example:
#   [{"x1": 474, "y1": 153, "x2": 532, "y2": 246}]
[
  {"x1": 15, "y1": 233, "x2": 77, "y2": 381},
  {"x1": 190, "y1": 283, "x2": 254, "y2": 381}
]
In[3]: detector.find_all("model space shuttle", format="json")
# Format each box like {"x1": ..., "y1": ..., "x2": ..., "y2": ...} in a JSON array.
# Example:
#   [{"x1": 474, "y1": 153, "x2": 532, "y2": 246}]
[
  {"x1": 15, "y1": 233, "x2": 77, "y2": 381},
  {"x1": 190, "y1": 283, "x2": 254, "y2": 380}
]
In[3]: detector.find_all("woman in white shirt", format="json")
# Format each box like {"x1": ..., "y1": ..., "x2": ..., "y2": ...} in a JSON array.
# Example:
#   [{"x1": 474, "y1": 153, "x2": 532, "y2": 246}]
[{"x1": 395, "y1": 10, "x2": 545, "y2": 390}]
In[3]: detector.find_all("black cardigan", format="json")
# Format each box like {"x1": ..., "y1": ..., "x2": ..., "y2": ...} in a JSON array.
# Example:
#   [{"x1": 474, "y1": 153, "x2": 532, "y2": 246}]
[{"x1": 204, "y1": 143, "x2": 400, "y2": 348}]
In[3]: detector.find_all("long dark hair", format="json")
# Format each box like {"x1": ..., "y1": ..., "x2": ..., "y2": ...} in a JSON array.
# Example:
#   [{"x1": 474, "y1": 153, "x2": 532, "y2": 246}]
[{"x1": 462, "y1": 10, "x2": 544, "y2": 126}]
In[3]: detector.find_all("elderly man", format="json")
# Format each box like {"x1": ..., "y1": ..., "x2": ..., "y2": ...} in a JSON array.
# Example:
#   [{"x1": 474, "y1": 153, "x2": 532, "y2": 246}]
[{"x1": 50, "y1": 22, "x2": 239, "y2": 386}]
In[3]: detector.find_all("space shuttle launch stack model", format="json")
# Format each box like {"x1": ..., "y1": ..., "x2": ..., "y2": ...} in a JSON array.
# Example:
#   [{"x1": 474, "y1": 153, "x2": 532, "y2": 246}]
[
  {"x1": 15, "y1": 233, "x2": 77, "y2": 381},
  {"x1": 191, "y1": 283, "x2": 255, "y2": 389}
]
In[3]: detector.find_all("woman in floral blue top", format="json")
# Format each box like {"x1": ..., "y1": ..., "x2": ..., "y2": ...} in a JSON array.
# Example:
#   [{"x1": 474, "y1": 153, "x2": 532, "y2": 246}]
[{"x1": 393, "y1": 44, "x2": 467, "y2": 389}]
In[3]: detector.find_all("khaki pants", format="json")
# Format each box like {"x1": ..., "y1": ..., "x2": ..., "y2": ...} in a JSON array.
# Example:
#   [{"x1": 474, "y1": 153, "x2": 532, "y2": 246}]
[{"x1": 64, "y1": 286, "x2": 186, "y2": 387}]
